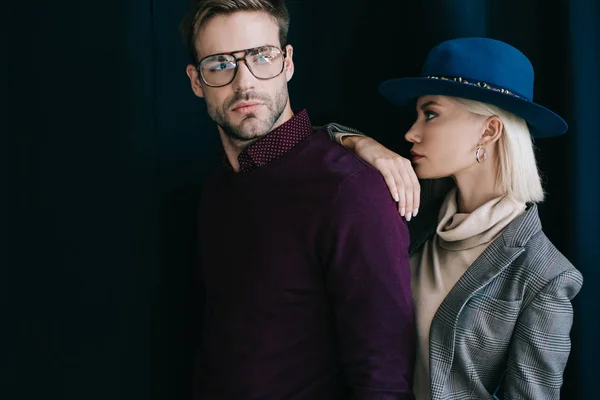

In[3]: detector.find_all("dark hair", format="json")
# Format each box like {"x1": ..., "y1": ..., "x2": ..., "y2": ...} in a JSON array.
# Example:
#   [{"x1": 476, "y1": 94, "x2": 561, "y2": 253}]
[{"x1": 180, "y1": 0, "x2": 290, "y2": 64}]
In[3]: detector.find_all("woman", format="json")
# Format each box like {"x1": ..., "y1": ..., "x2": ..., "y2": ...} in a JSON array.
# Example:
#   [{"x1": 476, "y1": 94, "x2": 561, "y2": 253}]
[{"x1": 328, "y1": 38, "x2": 583, "y2": 399}]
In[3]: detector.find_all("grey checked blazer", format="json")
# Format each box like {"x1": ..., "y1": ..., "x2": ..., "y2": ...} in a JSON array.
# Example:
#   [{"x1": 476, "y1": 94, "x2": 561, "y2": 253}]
[{"x1": 411, "y1": 179, "x2": 583, "y2": 400}]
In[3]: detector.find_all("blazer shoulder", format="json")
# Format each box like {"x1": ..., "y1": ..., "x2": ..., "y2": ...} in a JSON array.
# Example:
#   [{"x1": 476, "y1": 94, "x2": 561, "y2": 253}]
[{"x1": 516, "y1": 229, "x2": 583, "y2": 297}]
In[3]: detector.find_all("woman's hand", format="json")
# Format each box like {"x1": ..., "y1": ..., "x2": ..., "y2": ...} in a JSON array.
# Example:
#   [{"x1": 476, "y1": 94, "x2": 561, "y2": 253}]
[{"x1": 341, "y1": 135, "x2": 420, "y2": 220}]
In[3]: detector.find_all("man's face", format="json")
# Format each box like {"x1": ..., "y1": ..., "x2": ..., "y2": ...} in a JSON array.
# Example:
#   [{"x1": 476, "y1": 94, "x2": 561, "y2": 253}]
[{"x1": 186, "y1": 11, "x2": 294, "y2": 143}]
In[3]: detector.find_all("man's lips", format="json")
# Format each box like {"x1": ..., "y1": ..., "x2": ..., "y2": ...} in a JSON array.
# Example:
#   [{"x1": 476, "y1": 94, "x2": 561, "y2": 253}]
[{"x1": 231, "y1": 102, "x2": 263, "y2": 113}]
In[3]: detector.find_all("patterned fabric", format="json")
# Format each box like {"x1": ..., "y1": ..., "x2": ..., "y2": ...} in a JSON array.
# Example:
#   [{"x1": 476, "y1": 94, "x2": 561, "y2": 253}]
[
  {"x1": 411, "y1": 189, "x2": 527, "y2": 400},
  {"x1": 236, "y1": 109, "x2": 313, "y2": 172},
  {"x1": 416, "y1": 202, "x2": 583, "y2": 400}
]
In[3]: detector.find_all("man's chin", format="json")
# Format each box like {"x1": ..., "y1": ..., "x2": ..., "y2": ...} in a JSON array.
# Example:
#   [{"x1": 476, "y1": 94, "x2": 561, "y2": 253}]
[
  {"x1": 223, "y1": 117, "x2": 270, "y2": 141},
  {"x1": 240, "y1": 116, "x2": 271, "y2": 131}
]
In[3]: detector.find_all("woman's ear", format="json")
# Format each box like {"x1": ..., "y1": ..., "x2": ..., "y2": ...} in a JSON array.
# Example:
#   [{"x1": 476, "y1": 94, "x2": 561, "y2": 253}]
[{"x1": 480, "y1": 115, "x2": 503, "y2": 145}]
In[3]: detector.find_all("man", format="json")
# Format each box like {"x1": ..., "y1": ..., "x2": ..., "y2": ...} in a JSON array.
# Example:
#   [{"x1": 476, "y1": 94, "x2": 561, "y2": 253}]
[{"x1": 181, "y1": 1, "x2": 414, "y2": 398}]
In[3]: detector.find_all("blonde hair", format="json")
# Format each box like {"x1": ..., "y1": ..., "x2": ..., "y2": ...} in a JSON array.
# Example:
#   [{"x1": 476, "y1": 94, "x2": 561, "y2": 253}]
[
  {"x1": 180, "y1": 0, "x2": 290, "y2": 64},
  {"x1": 451, "y1": 97, "x2": 545, "y2": 203}
]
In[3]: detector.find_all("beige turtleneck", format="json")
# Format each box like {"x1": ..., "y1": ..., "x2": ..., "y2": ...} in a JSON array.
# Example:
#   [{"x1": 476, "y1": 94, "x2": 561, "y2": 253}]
[{"x1": 411, "y1": 188, "x2": 526, "y2": 400}]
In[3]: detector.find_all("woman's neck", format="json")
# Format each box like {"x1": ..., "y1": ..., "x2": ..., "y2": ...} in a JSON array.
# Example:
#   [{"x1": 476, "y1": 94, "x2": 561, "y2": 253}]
[{"x1": 452, "y1": 156, "x2": 505, "y2": 214}]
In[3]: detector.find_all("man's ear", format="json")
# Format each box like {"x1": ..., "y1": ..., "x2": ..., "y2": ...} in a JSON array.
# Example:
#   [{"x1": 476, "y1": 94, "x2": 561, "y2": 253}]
[
  {"x1": 283, "y1": 44, "x2": 294, "y2": 82},
  {"x1": 186, "y1": 64, "x2": 205, "y2": 98}
]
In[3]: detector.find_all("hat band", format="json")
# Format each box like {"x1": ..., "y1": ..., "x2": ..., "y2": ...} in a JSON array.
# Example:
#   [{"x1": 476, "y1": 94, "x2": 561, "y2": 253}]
[{"x1": 425, "y1": 75, "x2": 526, "y2": 100}]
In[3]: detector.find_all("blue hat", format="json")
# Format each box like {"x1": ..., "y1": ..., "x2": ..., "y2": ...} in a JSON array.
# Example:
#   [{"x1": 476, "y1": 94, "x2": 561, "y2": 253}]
[{"x1": 379, "y1": 37, "x2": 567, "y2": 138}]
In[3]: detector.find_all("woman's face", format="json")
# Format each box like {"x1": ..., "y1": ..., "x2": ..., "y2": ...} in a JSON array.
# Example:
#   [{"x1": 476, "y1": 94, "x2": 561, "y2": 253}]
[{"x1": 405, "y1": 95, "x2": 489, "y2": 179}]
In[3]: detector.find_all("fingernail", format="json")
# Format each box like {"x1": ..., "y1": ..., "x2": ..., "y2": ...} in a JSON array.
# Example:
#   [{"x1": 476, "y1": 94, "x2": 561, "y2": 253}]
[
  {"x1": 394, "y1": 193, "x2": 399, "y2": 202},
  {"x1": 413, "y1": 208, "x2": 419, "y2": 217},
  {"x1": 406, "y1": 212, "x2": 412, "y2": 221},
  {"x1": 401, "y1": 207, "x2": 406, "y2": 217}
]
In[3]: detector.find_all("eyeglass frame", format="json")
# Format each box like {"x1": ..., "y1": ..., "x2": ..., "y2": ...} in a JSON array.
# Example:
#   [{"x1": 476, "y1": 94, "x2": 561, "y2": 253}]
[{"x1": 195, "y1": 45, "x2": 288, "y2": 88}]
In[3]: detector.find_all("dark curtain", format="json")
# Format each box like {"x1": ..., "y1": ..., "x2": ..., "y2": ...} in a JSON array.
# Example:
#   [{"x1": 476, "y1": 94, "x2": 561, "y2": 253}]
[{"x1": 7, "y1": 0, "x2": 599, "y2": 399}]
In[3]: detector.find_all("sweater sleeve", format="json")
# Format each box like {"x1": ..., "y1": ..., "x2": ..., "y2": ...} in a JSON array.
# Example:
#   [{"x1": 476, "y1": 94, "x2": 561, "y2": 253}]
[
  {"x1": 314, "y1": 122, "x2": 367, "y2": 141},
  {"x1": 322, "y1": 166, "x2": 415, "y2": 400}
]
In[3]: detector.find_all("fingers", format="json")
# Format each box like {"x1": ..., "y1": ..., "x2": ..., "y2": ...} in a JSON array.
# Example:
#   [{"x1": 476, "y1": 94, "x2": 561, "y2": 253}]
[
  {"x1": 381, "y1": 171, "x2": 400, "y2": 204},
  {"x1": 392, "y1": 169, "x2": 407, "y2": 217},
  {"x1": 373, "y1": 156, "x2": 420, "y2": 220},
  {"x1": 397, "y1": 168, "x2": 413, "y2": 221},
  {"x1": 408, "y1": 166, "x2": 421, "y2": 217},
  {"x1": 395, "y1": 158, "x2": 420, "y2": 221}
]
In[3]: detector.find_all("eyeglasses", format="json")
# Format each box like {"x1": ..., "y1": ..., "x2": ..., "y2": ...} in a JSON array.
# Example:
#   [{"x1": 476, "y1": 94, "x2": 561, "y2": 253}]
[{"x1": 196, "y1": 45, "x2": 287, "y2": 88}]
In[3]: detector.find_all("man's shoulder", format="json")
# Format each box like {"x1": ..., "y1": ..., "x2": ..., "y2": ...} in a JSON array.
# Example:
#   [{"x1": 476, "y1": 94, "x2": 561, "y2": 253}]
[
  {"x1": 303, "y1": 131, "x2": 396, "y2": 208},
  {"x1": 306, "y1": 129, "x2": 380, "y2": 181}
]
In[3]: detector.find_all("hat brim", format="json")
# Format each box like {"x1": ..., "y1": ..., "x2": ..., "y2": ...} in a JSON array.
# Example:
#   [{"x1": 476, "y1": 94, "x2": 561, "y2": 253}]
[{"x1": 379, "y1": 77, "x2": 567, "y2": 138}]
